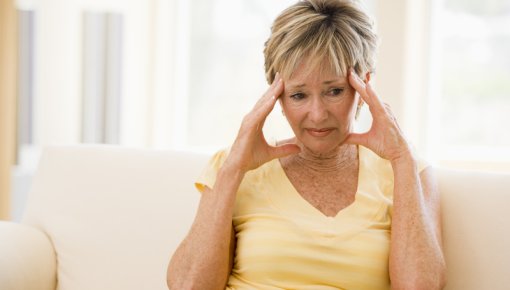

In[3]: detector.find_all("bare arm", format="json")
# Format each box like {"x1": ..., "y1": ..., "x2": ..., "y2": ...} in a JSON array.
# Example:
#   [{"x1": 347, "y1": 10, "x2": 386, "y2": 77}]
[
  {"x1": 166, "y1": 168, "x2": 241, "y2": 290},
  {"x1": 389, "y1": 158, "x2": 446, "y2": 289},
  {"x1": 347, "y1": 69, "x2": 446, "y2": 289},
  {"x1": 166, "y1": 73, "x2": 300, "y2": 290}
]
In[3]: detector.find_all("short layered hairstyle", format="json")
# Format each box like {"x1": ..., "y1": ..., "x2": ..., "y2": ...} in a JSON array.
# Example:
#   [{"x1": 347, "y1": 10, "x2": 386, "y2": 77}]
[{"x1": 264, "y1": 0, "x2": 378, "y2": 83}]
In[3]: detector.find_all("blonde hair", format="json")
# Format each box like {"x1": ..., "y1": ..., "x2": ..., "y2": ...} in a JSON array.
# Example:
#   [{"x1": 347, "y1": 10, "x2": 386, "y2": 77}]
[{"x1": 264, "y1": 0, "x2": 378, "y2": 83}]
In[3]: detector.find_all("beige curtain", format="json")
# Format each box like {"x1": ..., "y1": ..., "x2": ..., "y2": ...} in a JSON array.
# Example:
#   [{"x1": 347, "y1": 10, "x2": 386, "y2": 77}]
[{"x1": 0, "y1": 0, "x2": 17, "y2": 220}]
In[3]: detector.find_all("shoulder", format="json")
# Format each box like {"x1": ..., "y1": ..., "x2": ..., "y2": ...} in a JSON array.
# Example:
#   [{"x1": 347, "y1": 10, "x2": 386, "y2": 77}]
[
  {"x1": 195, "y1": 147, "x2": 280, "y2": 193},
  {"x1": 195, "y1": 148, "x2": 230, "y2": 193},
  {"x1": 359, "y1": 146, "x2": 430, "y2": 198},
  {"x1": 360, "y1": 146, "x2": 392, "y2": 175},
  {"x1": 360, "y1": 145, "x2": 430, "y2": 175}
]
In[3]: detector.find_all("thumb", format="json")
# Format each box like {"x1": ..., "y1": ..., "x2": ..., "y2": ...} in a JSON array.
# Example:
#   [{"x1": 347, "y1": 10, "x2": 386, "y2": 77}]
[
  {"x1": 344, "y1": 133, "x2": 369, "y2": 147},
  {"x1": 270, "y1": 143, "x2": 301, "y2": 159}
]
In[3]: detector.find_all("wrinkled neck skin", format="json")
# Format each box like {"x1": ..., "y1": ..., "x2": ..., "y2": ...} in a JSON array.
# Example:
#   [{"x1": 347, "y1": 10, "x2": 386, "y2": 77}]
[{"x1": 283, "y1": 138, "x2": 358, "y2": 173}]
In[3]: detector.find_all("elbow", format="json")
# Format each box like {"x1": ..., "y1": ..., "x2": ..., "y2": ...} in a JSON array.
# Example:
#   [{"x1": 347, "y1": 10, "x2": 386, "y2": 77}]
[
  {"x1": 391, "y1": 264, "x2": 447, "y2": 290},
  {"x1": 167, "y1": 252, "x2": 197, "y2": 290},
  {"x1": 167, "y1": 280, "x2": 194, "y2": 290},
  {"x1": 167, "y1": 270, "x2": 196, "y2": 290},
  {"x1": 166, "y1": 278, "x2": 185, "y2": 290},
  {"x1": 437, "y1": 262, "x2": 448, "y2": 289},
  {"x1": 434, "y1": 255, "x2": 448, "y2": 289},
  {"x1": 167, "y1": 265, "x2": 227, "y2": 290},
  {"x1": 392, "y1": 279, "x2": 446, "y2": 290},
  {"x1": 167, "y1": 262, "x2": 192, "y2": 290},
  {"x1": 167, "y1": 275, "x2": 224, "y2": 290},
  {"x1": 166, "y1": 269, "x2": 179, "y2": 290}
]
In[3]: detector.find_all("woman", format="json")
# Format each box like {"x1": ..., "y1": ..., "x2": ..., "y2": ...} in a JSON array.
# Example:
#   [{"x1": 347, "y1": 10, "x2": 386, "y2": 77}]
[{"x1": 167, "y1": 0, "x2": 446, "y2": 289}]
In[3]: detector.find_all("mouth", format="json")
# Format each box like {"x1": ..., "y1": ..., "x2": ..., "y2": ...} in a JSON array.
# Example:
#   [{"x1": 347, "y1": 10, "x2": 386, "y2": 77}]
[{"x1": 305, "y1": 127, "x2": 335, "y2": 137}]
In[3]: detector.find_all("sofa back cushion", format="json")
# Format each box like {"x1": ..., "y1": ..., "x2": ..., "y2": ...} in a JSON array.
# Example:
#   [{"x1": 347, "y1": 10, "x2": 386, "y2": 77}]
[
  {"x1": 22, "y1": 146, "x2": 510, "y2": 290},
  {"x1": 437, "y1": 168, "x2": 510, "y2": 290},
  {"x1": 22, "y1": 145, "x2": 206, "y2": 290}
]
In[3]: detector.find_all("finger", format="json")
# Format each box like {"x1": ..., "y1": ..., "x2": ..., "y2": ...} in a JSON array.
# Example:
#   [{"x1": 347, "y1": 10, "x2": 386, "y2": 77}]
[
  {"x1": 270, "y1": 72, "x2": 282, "y2": 96},
  {"x1": 250, "y1": 72, "x2": 282, "y2": 113},
  {"x1": 382, "y1": 102, "x2": 404, "y2": 131},
  {"x1": 348, "y1": 71, "x2": 380, "y2": 116},
  {"x1": 261, "y1": 72, "x2": 282, "y2": 100},
  {"x1": 348, "y1": 69, "x2": 384, "y2": 113},
  {"x1": 256, "y1": 79, "x2": 283, "y2": 115},
  {"x1": 365, "y1": 81, "x2": 385, "y2": 110},
  {"x1": 246, "y1": 76, "x2": 284, "y2": 129},
  {"x1": 257, "y1": 76, "x2": 284, "y2": 115},
  {"x1": 348, "y1": 68, "x2": 370, "y2": 103}
]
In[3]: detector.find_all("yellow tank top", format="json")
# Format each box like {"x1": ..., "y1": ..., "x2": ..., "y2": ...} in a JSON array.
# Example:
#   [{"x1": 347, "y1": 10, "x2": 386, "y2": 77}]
[{"x1": 195, "y1": 145, "x2": 428, "y2": 290}]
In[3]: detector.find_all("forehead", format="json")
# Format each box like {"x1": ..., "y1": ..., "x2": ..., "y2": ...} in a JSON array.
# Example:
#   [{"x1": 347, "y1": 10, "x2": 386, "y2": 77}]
[{"x1": 285, "y1": 58, "x2": 347, "y2": 86}]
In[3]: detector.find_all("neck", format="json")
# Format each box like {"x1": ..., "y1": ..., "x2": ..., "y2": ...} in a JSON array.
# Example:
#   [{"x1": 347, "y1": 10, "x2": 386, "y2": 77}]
[{"x1": 293, "y1": 143, "x2": 358, "y2": 173}]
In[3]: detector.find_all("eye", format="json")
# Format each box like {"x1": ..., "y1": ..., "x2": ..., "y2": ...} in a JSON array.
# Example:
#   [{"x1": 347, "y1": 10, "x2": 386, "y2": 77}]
[
  {"x1": 289, "y1": 92, "x2": 305, "y2": 101},
  {"x1": 327, "y1": 88, "x2": 344, "y2": 96}
]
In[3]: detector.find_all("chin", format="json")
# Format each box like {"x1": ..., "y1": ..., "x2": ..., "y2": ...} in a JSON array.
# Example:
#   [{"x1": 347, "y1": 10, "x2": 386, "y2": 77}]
[{"x1": 300, "y1": 137, "x2": 344, "y2": 156}]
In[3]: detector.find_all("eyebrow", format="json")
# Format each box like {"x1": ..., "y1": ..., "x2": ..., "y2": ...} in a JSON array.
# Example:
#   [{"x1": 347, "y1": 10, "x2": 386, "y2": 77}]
[{"x1": 287, "y1": 79, "x2": 347, "y2": 89}]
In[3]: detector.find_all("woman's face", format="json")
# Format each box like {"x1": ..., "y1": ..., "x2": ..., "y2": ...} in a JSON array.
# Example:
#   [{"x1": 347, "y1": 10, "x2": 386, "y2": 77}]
[{"x1": 280, "y1": 60, "x2": 359, "y2": 155}]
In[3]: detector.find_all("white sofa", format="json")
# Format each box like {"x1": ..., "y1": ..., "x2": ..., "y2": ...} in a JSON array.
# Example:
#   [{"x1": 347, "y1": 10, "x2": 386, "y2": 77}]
[{"x1": 0, "y1": 145, "x2": 509, "y2": 290}]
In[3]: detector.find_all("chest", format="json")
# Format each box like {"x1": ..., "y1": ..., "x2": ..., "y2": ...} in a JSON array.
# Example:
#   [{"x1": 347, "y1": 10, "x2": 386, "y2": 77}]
[{"x1": 283, "y1": 166, "x2": 359, "y2": 217}]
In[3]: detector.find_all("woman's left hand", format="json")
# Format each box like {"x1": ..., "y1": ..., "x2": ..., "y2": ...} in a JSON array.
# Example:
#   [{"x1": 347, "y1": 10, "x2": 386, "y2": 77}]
[{"x1": 345, "y1": 69, "x2": 414, "y2": 163}]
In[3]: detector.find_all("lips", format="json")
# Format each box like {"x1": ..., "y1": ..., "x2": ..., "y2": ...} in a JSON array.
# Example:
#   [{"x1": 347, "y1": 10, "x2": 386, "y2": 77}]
[{"x1": 306, "y1": 128, "x2": 335, "y2": 137}]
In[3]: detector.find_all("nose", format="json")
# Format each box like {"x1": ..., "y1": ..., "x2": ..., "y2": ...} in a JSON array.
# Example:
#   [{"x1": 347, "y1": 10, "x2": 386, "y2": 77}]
[{"x1": 308, "y1": 97, "x2": 328, "y2": 124}]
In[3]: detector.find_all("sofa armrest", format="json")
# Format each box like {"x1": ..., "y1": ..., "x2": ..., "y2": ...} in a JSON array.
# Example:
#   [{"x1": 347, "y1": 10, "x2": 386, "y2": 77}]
[{"x1": 0, "y1": 221, "x2": 57, "y2": 290}]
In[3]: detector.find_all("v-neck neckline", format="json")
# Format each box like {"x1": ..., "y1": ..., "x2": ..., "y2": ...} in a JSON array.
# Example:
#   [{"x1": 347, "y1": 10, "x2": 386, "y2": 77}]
[
  {"x1": 275, "y1": 145, "x2": 363, "y2": 220},
  {"x1": 261, "y1": 145, "x2": 387, "y2": 239}
]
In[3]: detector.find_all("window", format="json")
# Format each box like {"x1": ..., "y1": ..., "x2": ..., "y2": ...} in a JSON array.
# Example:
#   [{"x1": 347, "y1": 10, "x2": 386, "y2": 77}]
[
  {"x1": 180, "y1": 0, "x2": 296, "y2": 152},
  {"x1": 430, "y1": 0, "x2": 510, "y2": 168}
]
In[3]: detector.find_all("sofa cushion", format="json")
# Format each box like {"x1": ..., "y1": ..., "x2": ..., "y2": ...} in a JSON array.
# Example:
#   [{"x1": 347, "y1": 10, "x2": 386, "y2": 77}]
[
  {"x1": 438, "y1": 168, "x2": 510, "y2": 290},
  {"x1": 0, "y1": 221, "x2": 56, "y2": 290},
  {"x1": 22, "y1": 145, "x2": 206, "y2": 290}
]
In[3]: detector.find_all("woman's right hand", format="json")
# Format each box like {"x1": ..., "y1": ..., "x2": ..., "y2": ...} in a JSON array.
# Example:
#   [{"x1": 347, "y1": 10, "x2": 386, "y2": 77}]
[{"x1": 223, "y1": 73, "x2": 301, "y2": 174}]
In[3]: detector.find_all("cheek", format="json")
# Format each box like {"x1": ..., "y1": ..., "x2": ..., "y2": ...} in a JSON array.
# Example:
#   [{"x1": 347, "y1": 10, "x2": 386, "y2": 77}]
[
  {"x1": 331, "y1": 99, "x2": 358, "y2": 121},
  {"x1": 281, "y1": 105, "x2": 303, "y2": 127},
  {"x1": 281, "y1": 103, "x2": 307, "y2": 132},
  {"x1": 344, "y1": 92, "x2": 360, "y2": 118}
]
